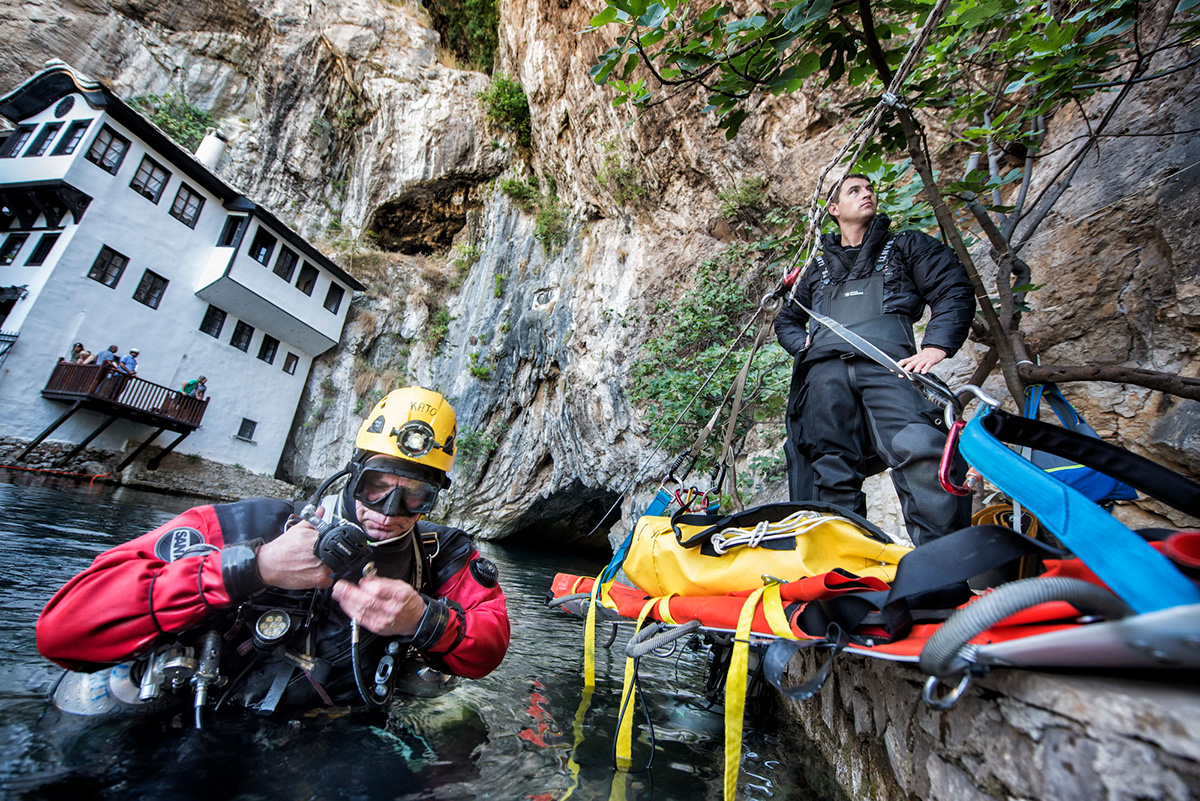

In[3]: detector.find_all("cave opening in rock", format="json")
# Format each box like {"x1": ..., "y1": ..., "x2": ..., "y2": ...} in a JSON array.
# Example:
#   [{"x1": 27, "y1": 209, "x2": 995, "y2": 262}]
[
  {"x1": 368, "y1": 178, "x2": 480, "y2": 254},
  {"x1": 503, "y1": 479, "x2": 623, "y2": 553}
]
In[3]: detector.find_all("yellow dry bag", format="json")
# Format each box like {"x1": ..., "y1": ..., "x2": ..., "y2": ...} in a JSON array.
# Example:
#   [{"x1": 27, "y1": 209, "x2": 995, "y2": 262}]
[{"x1": 623, "y1": 502, "x2": 909, "y2": 597}]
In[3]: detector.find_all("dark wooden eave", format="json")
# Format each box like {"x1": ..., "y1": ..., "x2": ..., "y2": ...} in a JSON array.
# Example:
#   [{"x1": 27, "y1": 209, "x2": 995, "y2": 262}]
[{"x1": 0, "y1": 180, "x2": 92, "y2": 229}]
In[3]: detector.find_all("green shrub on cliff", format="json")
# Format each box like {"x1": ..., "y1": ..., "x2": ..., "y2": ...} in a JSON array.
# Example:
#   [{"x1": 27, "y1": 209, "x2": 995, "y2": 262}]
[
  {"x1": 425, "y1": 0, "x2": 499, "y2": 72},
  {"x1": 131, "y1": 93, "x2": 214, "y2": 151},
  {"x1": 478, "y1": 75, "x2": 532, "y2": 148}
]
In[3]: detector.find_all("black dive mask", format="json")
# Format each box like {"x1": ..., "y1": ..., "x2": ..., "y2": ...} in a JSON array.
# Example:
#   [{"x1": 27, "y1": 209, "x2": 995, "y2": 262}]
[{"x1": 350, "y1": 458, "x2": 441, "y2": 516}]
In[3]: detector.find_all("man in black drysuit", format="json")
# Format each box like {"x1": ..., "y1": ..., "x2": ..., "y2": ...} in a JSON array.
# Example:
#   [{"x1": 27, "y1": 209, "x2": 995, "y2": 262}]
[{"x1": 774, "y1": 174, "x2": 975, "y2": 545}]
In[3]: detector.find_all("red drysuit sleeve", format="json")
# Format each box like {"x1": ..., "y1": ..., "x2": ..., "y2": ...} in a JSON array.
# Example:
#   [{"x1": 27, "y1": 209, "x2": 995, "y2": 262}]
[
  {"x1": 36, "y1": 506, "x2": 236, "y2": 671},
  {"x1": 423, "y1": 552, "x2": 510, "y2": 679}
]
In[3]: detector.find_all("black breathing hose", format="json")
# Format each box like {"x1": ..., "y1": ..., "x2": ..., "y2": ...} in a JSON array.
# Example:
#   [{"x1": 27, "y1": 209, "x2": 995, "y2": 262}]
[
  {"x1": 919, "y1": 577, "x2": 1132, "y2": 678},
  {"x1": 351, "y1": 620, "x2": 389, "y2": 709}
]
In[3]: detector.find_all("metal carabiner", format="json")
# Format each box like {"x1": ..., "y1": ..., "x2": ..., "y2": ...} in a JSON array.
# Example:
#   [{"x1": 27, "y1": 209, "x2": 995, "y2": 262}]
[
  {"x1": 959, "y1": 384, "x2": 1002, "y2": 409},
  {"x1": 922, "y1": 672, "x2": 972, "y2": 710},
  {"x1": 939, "y1": 419, "x2": 972, "y2": 496}
]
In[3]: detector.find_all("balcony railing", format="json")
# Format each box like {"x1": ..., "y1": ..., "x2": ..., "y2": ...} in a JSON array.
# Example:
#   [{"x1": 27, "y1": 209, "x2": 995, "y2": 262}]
[{"x1": 43, "y1": 362, "x2": 208, "y2": 429}]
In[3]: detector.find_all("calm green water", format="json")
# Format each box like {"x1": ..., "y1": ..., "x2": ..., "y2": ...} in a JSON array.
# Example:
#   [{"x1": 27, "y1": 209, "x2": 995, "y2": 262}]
[{"x1": 0, "y1": 474, "x2": 837, "y2": 800}]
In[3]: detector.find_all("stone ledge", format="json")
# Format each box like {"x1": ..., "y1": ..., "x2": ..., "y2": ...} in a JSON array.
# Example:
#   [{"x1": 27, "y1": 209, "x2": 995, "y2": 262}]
[
  {"x1": 0, "y1": 437, "x2": 297, "y2": 502},
  {"x1": 777, "y1": 648, "x2": 1200, "y2": 800}
]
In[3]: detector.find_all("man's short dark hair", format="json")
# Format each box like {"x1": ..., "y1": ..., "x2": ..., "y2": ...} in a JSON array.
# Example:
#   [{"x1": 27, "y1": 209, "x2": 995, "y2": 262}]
[{"x1": 828, "y1": 173, "x2": 872, "y2": 205}]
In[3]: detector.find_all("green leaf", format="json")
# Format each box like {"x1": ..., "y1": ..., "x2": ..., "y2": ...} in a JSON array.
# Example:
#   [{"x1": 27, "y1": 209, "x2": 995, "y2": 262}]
[
  {"x1": 781, "y1": 0, "x2": 833, "y2": 31},
  {"x1": 1003, "y1": 75, "x2": 1028, "y2": 94},
  {"x1": 639, "y1": 28, "x2": 666, "y2": 47},
  {"x1": 726, "y1": 14, "x2": 767, "y2": 33},
  {"x1": 796, "y1": 50, "x2": 821, "y2": 78},
  {"x1": 780, "y1": 1, "x2": 809, "y2": 31},
  {"x1": 589, "y1": 6, "x2": 620, "y2": 27},
  {"x1": 637, "y1": 3, "x2": 668, "y2": 28}
]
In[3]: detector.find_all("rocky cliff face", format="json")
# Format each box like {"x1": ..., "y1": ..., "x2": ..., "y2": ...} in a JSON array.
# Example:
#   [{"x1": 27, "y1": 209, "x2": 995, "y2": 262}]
[{"x1": 4, "y1": 0, "x2": 1196, "y2": 545}]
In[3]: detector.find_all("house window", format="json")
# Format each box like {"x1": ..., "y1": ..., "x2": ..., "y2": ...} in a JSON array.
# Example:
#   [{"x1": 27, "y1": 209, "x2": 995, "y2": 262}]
[
  {"x1": 273, "y1": 247, "x2": 298, "y2": 281},
  {"x1": 84, "y1": 125, "x2": 130, "y2": 175},
  {"x1": 87, "y1": 246, "x2": 129, "y2": 288},
  {"x1": 52, "y1": 120, "x2": 91, "y2": 155},
  {"x1": 132, "y1": 270, "x2": 168, "y2": 309},
  {"x1": 235, "y1": 418, "x2": 257, "y2": 442},
  {"x1": 248, "y1": 226, "x2": 276, "y2": 265},
  {"x1": 1, "y1": 234, "x2": 28, "y2": 265},
  {"x1": 1, "y1": 126, "x2": 34, "y2": 158},
  {"x1": 230, "y1": 320, "x2": 254, "y2": 352},
  {"x1": 257, "y1": 334, "x2": 279, "y2": 364},
  {"x1": 217, "y1": 216, "x2": 246, "y2": 247},
  {"x1": 25, "y1": 123, "x2": 63, "y2": 157},
  {"x1": 129, "y1": 156, "x2": 170, "y2": 203},
  {"x1": 296, "y1": 262, "x2": 318, "y2": 296},
  {"x1": 323, "y1": 283, "x2": 344, "y2": 314},
  {"x1": 25, "y1": 233, "x2": 60, "y2": 266},
  {"x1": 199, "y1": 304, "x2": 227, "y2": 337},
  {"x1": 282, "y1": 352, "x2": 299, "y2": 375},
  {"x1": 169, "y1": 184, "x2": 204, "y2": 228}
]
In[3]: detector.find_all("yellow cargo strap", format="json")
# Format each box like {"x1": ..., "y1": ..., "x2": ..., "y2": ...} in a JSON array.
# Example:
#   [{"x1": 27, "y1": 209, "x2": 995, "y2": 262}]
[
  {"x1": 657, "y1": 595, "x2": 678, "y2": 625},
  {"x1": 724, "y1": 586, "x2": 766, "y2": 801},
  {"x1": 615, "y1": 597, "x2": 660, "y2": 768},
  {"x1": 559, "y1": 685, "x2": 594, "y2": 800},
  {"x1": 761, "y1": 582, "x2": 799, "y2": 640},
  {"x1": 583, "y1": 577, "x2": 605, "y2": 688},
  {"x1": 607, "y1": 768, "x2": 630, "y2": 801}
]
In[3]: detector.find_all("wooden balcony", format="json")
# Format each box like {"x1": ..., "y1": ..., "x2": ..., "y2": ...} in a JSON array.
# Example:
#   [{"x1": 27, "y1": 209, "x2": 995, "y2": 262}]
[
  {"x1": 20, "y1": 362, "x2": 210, "y2": 470},
  {"x1": 42, "y1": 362, "x2": 208, "y2": 430}
]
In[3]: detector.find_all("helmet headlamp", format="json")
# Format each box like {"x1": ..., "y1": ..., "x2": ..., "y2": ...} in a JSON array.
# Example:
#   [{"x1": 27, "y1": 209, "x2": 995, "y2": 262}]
[{"x1": 393, "y1": 420, "x2": 438, "y2": 458}]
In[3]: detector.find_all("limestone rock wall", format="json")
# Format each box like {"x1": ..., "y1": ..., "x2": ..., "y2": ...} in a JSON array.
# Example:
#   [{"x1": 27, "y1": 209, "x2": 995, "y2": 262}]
[
  {"x1": 778, "y1": 649, "x2": 1200, "y2": 800},
  {"x1": 2, "y1": 0, "x2": 1197, "y2": 545}
]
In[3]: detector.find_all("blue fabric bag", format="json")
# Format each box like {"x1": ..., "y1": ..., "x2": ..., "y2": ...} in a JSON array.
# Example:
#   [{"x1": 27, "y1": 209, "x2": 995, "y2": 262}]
[{"x1": 1023, "y1": 384, "x2": 1138, "y2": 504}]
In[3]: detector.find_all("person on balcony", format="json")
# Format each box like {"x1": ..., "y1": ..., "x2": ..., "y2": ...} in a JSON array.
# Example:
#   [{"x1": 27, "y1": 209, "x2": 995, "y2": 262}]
[
  {"x1": 119, "y1": 348, "x2": 139, "y2": 377},
  {"x1": 95, "y1": 345, "x2": 122, "y2": 399},
  {"x1": 61, "y1": 342, "x2": 83, "y2": 363},
  {"x1": 181, "y1": 375, "x2": 207, "y2": 400}
]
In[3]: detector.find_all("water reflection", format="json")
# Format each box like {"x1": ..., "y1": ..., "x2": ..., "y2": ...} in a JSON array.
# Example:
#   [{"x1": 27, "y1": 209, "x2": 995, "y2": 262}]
[{"x1": 0, "y1": 474, "x2": 839, "y2": 800}]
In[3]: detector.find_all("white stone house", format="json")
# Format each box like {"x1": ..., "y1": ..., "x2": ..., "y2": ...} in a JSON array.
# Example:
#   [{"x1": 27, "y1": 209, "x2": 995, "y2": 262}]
[{"x1": 0, "y1": 62, "x2": 362, "y2": 477}]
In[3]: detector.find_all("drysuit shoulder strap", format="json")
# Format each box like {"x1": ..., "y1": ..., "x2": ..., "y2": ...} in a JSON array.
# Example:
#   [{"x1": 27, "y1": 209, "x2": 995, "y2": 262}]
[{"x1": 416, "y1": 522, "x2": 474, "y2": 591}]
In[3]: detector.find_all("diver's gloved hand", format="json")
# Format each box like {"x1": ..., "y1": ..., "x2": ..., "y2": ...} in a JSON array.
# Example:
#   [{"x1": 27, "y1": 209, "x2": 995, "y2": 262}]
[
  {"x1": 256, "y1": 513, "x2": 335, "y2": 590},
  {"x1": 332, "y1": 575, "x2": 429, "y2": 638}
]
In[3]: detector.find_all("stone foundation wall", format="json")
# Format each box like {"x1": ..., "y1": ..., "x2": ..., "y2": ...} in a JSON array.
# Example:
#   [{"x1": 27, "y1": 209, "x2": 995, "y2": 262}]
[
  {"x1": 120, "y1": 451, "x2": 299, "y2": 502},
  {"x1": 0, "y1": 437, "x2": 297, "y2": 502},
  {"x1": 777, "y1": 649, "x2": 1200, "y2": 800}
]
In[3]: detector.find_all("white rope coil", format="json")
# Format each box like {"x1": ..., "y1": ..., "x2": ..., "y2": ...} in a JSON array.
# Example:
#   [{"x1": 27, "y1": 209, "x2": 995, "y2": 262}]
[{"x1": 709, "y1": 510, "x2": 856, "y2": 554}]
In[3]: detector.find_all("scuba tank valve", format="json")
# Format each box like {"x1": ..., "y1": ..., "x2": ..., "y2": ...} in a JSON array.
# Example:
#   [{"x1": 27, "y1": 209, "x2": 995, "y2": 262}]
[{"x1": 191, "y1": 630, "x2": 224, "y2": 729}]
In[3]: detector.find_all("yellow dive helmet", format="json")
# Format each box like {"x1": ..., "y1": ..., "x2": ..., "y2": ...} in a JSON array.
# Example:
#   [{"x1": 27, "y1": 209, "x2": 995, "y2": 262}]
[{"x1": 354, "y1": 387, "x2": 457, "y2": 488}]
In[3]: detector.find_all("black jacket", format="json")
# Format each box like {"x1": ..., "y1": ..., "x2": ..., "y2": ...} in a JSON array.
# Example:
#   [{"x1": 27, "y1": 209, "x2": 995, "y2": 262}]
[{"x1": 774, "y1": 213, "x2": 975, "y2": 359}]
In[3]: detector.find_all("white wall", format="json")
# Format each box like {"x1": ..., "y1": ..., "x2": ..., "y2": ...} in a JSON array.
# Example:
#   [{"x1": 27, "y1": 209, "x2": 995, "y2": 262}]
[{"x1": 223, "y1": 221, "x2": 351, "y2": 346}]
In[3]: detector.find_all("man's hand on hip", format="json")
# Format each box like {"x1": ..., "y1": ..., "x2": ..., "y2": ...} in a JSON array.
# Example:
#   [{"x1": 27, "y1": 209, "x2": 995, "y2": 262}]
[{"x1": 897, "y1": 346, "x2": 947, "y2": 374}]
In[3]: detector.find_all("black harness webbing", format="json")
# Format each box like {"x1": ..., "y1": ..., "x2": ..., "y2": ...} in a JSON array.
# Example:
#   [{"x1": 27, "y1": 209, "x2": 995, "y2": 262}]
[
  {"x1": 981, "y1": 411, "x2": 1200, "y2": 516},
  {"x1": 793, "y1": 524, "x2": 1064, "y2": 643}
]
